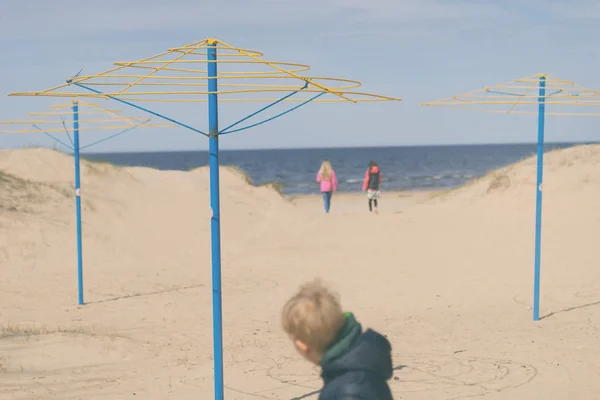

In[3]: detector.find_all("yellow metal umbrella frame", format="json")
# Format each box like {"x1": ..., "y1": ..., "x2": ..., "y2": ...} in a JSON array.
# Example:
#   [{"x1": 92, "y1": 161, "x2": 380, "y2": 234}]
[
  {"x1": 7, "y1": 37, "x2": 402, "y2": 400},
  {"x1": 10, "y1": 38, "x2": 400, "y2": 104},
  {"x1": 421, "y1": 73, "x2": 600, "y2": 323},
  {"x1": 420, "y1": 73, "x2": 600, "y2": 116},
  {"x1": 1, "y1": 99, "x2": 173, "y2": 317}
]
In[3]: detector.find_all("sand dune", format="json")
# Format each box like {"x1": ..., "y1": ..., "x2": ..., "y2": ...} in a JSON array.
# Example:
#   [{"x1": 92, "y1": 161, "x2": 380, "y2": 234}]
[{"x1": 1, "y1": 145, "x2": 599, "y2": 399}]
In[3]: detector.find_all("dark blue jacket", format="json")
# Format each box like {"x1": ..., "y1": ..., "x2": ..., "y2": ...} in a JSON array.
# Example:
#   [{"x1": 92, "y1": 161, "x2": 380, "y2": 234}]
[{"x1": 319, "y1": 328, "x2": 394, "y2": 400}]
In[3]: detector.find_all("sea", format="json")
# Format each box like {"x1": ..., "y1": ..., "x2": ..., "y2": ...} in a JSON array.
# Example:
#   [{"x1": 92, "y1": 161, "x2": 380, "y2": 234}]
[{"x1": 82, "y1": 143, "x2": 593, "y2": 196}]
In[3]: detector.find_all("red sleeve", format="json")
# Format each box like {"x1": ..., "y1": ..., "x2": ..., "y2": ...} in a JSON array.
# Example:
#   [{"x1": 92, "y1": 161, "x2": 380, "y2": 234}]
[{"x1": 362, "y1": 169, "x2": 369, "y2": 191}]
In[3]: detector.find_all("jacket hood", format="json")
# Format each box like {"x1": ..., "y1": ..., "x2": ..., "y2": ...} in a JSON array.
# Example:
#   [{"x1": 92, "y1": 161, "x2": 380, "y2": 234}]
[{"x1": 321, "y1": 328, "x2": 393, "y2": 382}]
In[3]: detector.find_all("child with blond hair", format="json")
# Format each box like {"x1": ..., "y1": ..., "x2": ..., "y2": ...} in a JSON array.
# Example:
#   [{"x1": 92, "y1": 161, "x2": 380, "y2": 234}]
[
  {"x1": 317, "y1": 160, "x2": 338, "y2": 213},
  {"x1": 281, "y1": 279, "x2": 394, "y2": 399}
]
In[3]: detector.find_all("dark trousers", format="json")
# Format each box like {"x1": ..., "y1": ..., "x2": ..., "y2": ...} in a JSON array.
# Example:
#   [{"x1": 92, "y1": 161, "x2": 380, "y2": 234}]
[{"x1": 369, "y1": 198, "x2": 378, "y2": 211}]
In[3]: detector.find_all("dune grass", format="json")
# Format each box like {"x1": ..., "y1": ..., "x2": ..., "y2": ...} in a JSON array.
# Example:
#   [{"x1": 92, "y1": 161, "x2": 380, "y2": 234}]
[
  {"x1": 0, "y1": 323, "x2": 122, "y2": 340},
  {"x1": 226, "y1": 165, "x2": 286, "y2": 196},
  {"x1": 486, "y1": 172, "x2": 511, "y2": 193},
  {"x1": 0, "y1": 169, "x2": 30, "y2": 186},
  {"x1": 82, "y1": 158, "x2": 122, "y2": 176},
  {"x1": 227, "y1": 165, "x2": 253, "y2": 185},
  {"x1": 0, "y1": 170, "x2": 70, "y2": 213},
  {"x1": 260, "y1": 181, "x2": 284, "y2": 196},
  {"x1": 0, "y1": 171, "x2": 38, "y2": 212}
]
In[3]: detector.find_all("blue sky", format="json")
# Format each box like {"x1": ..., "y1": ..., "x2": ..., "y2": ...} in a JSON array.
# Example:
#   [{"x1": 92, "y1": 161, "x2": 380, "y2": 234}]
[{"x1": 1, "y1": 0, "x2": 600, "y2": 152}]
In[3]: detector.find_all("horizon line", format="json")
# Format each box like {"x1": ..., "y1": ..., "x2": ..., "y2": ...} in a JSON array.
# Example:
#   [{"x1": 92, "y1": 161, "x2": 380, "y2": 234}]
[{"x1": 77, "y1": 140, "x2": 599, "y2": 155}]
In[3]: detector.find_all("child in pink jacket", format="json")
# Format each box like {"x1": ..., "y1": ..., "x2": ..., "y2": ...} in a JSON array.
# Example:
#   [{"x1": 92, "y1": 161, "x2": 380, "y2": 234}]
[{"x1": 316, "y1": 160, "x2": 338, "y2": 213}]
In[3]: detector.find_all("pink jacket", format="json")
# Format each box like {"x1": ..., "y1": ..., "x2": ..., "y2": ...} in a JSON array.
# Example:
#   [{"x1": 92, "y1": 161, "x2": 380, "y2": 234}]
[{"x1": 317, "y1": 170, "x2": 338, "y2": 192}]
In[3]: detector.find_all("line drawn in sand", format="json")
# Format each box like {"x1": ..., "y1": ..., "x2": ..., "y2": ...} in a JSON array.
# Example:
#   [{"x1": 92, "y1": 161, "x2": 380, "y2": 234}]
[
  {"x1": 392, "y1": 352, "x2": 538, "y2": 399},
  {"x1": 224, "y1": 351, "x2": 537, "y2": 399}
]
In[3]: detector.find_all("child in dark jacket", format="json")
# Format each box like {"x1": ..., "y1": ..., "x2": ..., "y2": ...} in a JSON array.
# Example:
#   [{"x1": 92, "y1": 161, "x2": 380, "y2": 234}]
[
  {"x1": 362, "y1": 161, "x2": 382, "y2": 214},
  {"x1": 281, "y1": 280, "x2": 394, "y2": 400}
]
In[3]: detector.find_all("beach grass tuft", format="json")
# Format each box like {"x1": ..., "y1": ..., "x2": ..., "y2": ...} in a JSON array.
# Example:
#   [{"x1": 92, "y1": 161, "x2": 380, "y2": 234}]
[
  {"x1": 261, "y1": 181, "x2": 284, "y2": 196},
  {"x1": 0, "y1": 170, "x2": 70, "y2": 212},
  {"x1": 0, "y1": 323, "x2": 123, "y2": 340},
  {"x1": 227, "y1": 165, "x2": 253, "y2": 185}
]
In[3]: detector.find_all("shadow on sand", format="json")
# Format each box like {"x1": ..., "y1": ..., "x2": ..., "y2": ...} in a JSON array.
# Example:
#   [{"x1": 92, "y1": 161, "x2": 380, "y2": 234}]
[
  {"x1": 541, "y1": 299, "x2": 600, "y2": 320},
  {"x1": 85, "y1": 284, "x2": 205, "y2": 305}
]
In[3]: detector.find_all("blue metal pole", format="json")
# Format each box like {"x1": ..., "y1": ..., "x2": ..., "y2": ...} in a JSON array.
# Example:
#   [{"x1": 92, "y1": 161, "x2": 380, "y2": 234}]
[
  {"x1": 207, "y1": 40, "x2": 224, "y2": 399},
  {"x1": 72, "y1": 100, "x2": 84, "y2": 306},
  {"x1": 533, "y1": 75, "x2": 546, "y2": 321}
]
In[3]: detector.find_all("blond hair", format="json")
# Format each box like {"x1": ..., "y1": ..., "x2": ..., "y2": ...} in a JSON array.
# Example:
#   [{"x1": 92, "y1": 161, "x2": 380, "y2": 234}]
[
  {"x1": 281, "y1": 279, "x2": 345, "y2": 354},
  {"x1": 319, "y1": 161, "x2": 333, "y2": 181}
]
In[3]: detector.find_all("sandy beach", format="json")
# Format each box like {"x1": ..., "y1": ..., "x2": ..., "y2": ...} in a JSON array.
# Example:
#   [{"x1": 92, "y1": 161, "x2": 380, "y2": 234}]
[{"x1": 1, "y1": 145, "x2": 599, "y2": 399}]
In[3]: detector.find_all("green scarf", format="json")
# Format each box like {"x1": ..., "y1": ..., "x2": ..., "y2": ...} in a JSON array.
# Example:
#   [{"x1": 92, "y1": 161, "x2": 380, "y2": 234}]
[{"x1": 321, "y1": 312, "x2": 363, "y2": 365}]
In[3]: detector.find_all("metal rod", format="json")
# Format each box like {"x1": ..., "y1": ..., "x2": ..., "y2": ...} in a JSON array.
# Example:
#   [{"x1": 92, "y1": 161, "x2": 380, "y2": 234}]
[
  {"x1": 220, "y1": 92, "x2": 325, "y2": 135},
  {"x1": 219, "y1": 82, "x2": 307, "y2": 134},
  {"x1": 72, "y1": 100, "x2": 84, "y2": 306},
  {"x1": 207, "y1": 40, "x2": 224, "y2": 400},
  {"x1": 533, "y1": 75, "x2": 546, "y2": 321},
  {"x1": 71, "y1": 82, "x2": 208, "y2": 136}
]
